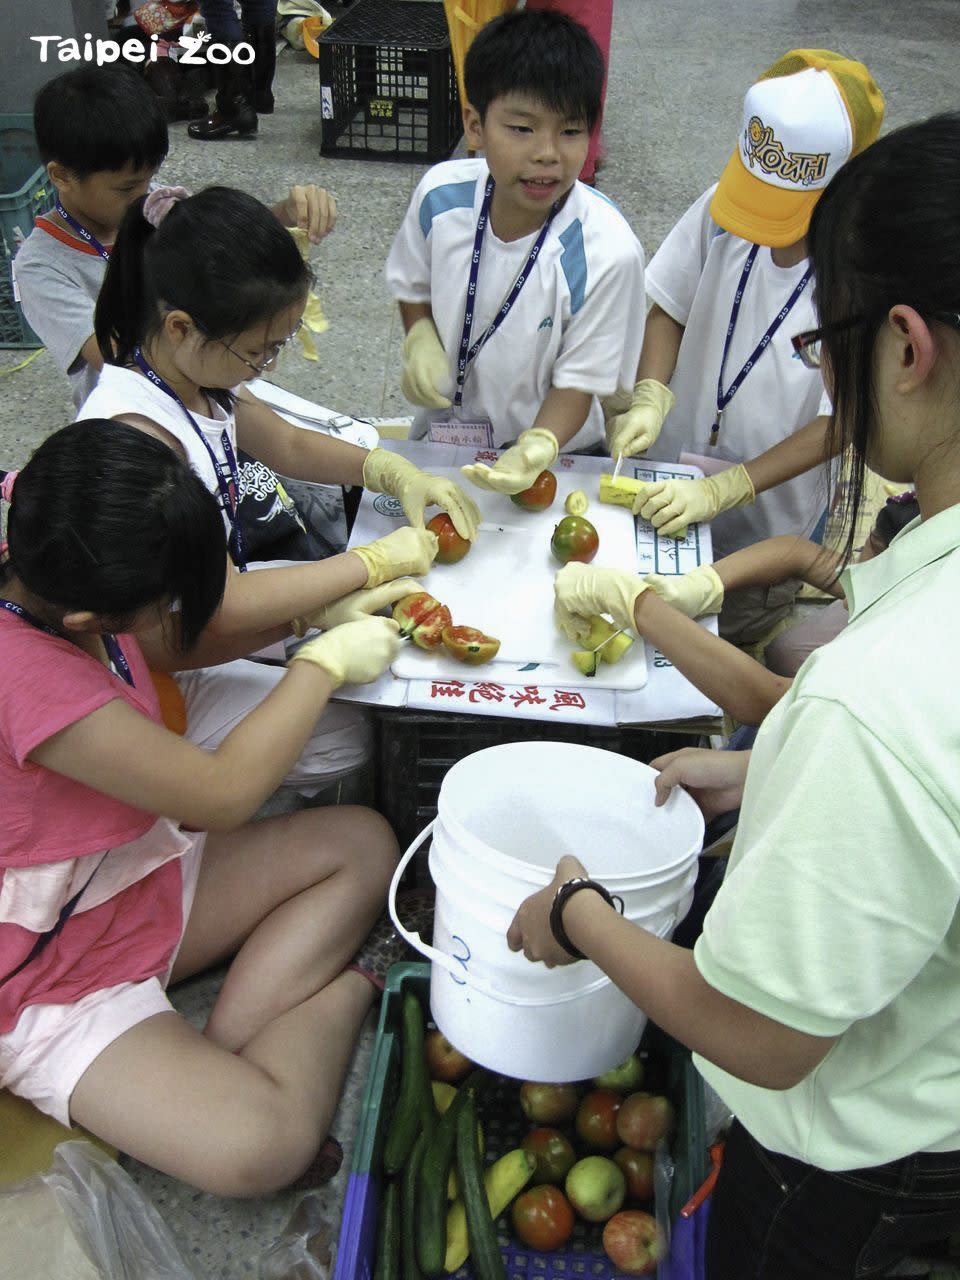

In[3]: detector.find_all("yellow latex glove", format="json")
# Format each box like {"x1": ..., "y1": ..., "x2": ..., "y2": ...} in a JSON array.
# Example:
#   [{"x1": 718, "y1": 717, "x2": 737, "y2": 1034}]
[
  {"x1": 400, "y1": 316, "x2": 452, "y2": 409},
  {"x1": 554, "y1": 562, "x2": 648, "y2": 642},
  {"x1": 603, "y1": 379, "x2": 675, "y2": 458},
  {"x1": 292, "y1": 577, "x2": 423, "y2": 638},
  {"x1": 363, "y1": 448, "x2": 480, "y2": 541},
  {"x1": 631, "y1": 464, "x2": 756, "y2": 538},
  {"x1": 350, "y1": 527, "x2": 438, "y2": 588},
  {"x1": 461, "y1": 428, "x2": 559, "y2": 496},
  {"x1": 644, "y1": 564, "x2": 725, "y2": 618},
  {"x1": 290, "y1": 616, "x2": 401, "y2": 690}
]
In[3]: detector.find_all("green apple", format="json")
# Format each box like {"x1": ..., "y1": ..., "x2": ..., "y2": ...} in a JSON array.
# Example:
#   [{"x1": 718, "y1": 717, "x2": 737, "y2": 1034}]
[
  {"x1": 565, "y1": 1156, "x2": 626, "y2": 1223},
  {"x1": 593, "y1": 1054, "x2": 644, "y2": 1093}
]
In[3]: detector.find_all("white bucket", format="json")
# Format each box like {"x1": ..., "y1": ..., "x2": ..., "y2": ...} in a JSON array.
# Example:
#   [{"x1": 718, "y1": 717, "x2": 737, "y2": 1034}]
[{"x1": 388, "y1": 742, "x2": 704, "y2": 1082}]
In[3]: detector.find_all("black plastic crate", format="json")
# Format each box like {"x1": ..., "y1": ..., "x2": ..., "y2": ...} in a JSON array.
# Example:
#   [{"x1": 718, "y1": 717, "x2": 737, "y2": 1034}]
[
  {"x1": 375, "y1": 709, "x2": 703, "y2": 856},
  {"x1": 317, "y1": 0, "x2": 461, "y2": 162}
]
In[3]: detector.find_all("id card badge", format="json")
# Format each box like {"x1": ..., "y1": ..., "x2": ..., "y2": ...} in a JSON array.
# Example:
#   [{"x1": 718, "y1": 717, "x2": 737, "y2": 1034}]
[{"x1": 426, "y1": 408, "x2": 495, "y2": 448}]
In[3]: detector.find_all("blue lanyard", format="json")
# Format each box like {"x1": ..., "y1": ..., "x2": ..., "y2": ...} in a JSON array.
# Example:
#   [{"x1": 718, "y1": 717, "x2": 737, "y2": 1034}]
[
  {"x1": 54, "y1": 199, "x2": 112, "y2": 261},
  {"x1": 712, "y1": 245, "x2": 813, "y2": 446},
  {"x1": 0, "y1": 598, "x2": 134, "y2": 686},
  {"x1": 454, "y1": 176, "x2": 559, "y2": 409},
  {"x1": 132, "y1": 346, "x2": 247, "y2": 570}
]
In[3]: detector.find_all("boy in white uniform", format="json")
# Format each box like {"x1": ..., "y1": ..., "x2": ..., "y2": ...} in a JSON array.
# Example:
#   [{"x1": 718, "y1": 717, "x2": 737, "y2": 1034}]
[
  {"x1": 385, "y1": 9, "x2": 645, "y2": 495},
  {"x1": 607, "y1": 50, "x2": 884, "y2": 641}
]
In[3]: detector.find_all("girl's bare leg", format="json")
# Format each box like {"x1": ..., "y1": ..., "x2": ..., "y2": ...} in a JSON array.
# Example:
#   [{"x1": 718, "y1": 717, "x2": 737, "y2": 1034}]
[
  {"x1": 69, "y1": 804, "x2": 399, "y2": 1194},
  {"x1": 173, "y1": 804, "x2": 398, "y2": 1050},
  {"x1": 70, "y1": 972, "x2": 373, "y2": 1196}
]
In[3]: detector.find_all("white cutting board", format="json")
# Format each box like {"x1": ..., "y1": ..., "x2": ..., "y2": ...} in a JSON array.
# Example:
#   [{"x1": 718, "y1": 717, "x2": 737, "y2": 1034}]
[{"x1": 389, "y1": 467, "x2": 648, "y2": 691}]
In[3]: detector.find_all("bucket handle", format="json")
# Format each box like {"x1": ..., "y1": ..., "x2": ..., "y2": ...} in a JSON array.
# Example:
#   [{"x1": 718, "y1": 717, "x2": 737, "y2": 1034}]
[
  {"x1": 388, "y1": 820, "x2": 622, "y2": 1007},
  {"x1": 388, "y1": 820, "x2": 502, "y2": 998}
]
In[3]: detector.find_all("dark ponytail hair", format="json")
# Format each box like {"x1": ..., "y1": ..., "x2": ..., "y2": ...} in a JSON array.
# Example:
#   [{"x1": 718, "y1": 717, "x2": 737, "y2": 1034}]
[
  {"x1": 3, "y1": 421, "x2": 226, "y2": 650},
  {"x1": 809, "y1": 111, "x2": 960, "y2": 563},
  {"x1": 95, "y1": 185, "x2": 312, "y2": 377}
]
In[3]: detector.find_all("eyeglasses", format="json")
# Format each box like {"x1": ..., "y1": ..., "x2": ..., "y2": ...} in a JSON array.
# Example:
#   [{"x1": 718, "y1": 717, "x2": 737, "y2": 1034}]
[
  {"x1": 215, "y1": 318, "x2": 304, "y2": 375},
  {"x1": 793, "y1": 311, "x2": 960, "y2": 371},
  {"x1": 791, "y1": 317, "x2": 863, "y2": 370}
]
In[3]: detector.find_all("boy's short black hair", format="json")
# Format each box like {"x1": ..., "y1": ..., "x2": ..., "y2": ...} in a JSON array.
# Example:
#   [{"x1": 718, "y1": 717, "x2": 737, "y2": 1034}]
[
  {"x1": 34, "y1": 66, "x2": 168, "y2": 176},
  {"x1": 464, "y1": 10, "x2": 604, "y2": 130}
]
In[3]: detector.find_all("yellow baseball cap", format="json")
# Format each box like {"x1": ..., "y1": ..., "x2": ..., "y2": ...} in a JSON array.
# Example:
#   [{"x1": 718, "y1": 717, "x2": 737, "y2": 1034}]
[{"x1": 710, "y1": 49, "x2": 884, "y2": 248}]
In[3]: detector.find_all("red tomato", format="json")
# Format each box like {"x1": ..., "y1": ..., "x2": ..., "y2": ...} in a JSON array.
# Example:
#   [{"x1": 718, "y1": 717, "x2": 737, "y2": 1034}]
[
  {"x1": 511, "y1": 1185, "x2": 576, "y2": 1252},
  {"x1": 614, "y1": 1147, "x2": 655, "y2": 1201},
  {"x1": 427, "y1": 512, "x2": 471, "y2": 564},
  {"x1": 511, "y1": 469, "x2": 558, "y2": 512},
  {"x1": 440, "y1": 625, "x2": 500, "y2": 665},
  {"x1": 575, "y1": 1089, "x2": 622, "y2": 1151},
  {"x1": 550, "y1": 515, "x2": 599, "y2": 564},
  {"x1": 616, "y1": 1093, "x2": 675, "y2": 1152},
  {"x1": 521, "y1": 1127, "x2": 577, "y2": 1185}
]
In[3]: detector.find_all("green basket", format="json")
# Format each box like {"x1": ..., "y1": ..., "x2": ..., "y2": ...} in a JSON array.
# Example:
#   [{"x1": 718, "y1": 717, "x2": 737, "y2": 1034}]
[{"x1": 0, "y1": 115, "x2": 56, "y2": 349}]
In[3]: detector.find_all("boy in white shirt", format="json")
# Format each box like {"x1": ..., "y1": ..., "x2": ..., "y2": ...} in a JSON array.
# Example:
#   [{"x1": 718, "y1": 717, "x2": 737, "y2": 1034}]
[
  {"x1": 385, "y1": 9, "x2": 645, "y2": 495},
  {"x1": 607, "y1": 50, "x2": 884, "y2": 640},
  {"x1": 14, "y1": 64, "x2": 335, "y2": 413}
]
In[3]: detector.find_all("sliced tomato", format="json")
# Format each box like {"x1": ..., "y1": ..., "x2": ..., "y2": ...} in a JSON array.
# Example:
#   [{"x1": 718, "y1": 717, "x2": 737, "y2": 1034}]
[
  {"x1": 392, "y1": 591, "x2": 452, "y2": 650},
  {"x1": 440, "y1": 624, "x2": 500, "y2": 665}
]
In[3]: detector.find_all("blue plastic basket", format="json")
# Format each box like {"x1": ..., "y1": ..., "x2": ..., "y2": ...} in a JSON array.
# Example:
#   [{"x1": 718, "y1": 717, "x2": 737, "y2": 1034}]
[
  {"x1": 0, "y1": 115, "x2": 56, "y2": 349},
  {"x1": 334, "y1": 962, "x2": 709, "y2": 1280}
]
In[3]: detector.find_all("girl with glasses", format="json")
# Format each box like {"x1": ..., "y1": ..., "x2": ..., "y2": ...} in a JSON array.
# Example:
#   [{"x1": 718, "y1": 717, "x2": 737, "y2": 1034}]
[{"x1": 77, "y1": 185, "x2": 480, "y2": 801}]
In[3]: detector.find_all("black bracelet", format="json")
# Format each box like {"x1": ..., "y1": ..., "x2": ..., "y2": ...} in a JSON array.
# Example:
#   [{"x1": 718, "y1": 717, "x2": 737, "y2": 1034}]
[{"x1": 549, "y1": 877, "x2": 625, "y2": 961}]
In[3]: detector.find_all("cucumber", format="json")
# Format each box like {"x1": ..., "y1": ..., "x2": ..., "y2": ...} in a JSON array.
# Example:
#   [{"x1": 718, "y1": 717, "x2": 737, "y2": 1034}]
[
  {"x1": 402, "y1": 1133, "x2": 427, "y2": 1280},
  {"x1": 417, "y1": 1068, "x2": 486, "y2": 1276},
  {"x1": 374, "y1": 1179, "x2": 400, "y2": 1280},
  {"x1": 456, "y1": 1092, "x2": 505, "y2": 1280},
  {"x1": 383, "y1": 991, "x2": 434, "y2": 1175}
]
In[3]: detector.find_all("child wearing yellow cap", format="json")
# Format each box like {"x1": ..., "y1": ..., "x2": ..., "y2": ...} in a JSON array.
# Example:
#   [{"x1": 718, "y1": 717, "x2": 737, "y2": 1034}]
[{"x1": 607, "y1": 51, "x2": 884, "y2": 642}]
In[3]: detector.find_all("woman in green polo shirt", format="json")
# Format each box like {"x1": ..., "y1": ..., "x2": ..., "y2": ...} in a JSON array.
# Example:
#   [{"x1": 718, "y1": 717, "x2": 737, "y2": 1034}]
[{"x1": 508, "y1": 111, "x2": 960, "y2": 1279}]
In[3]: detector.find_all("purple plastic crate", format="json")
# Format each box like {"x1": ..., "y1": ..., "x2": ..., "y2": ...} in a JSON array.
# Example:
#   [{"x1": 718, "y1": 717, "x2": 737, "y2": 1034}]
[{"x1": 334, "y1": 964, "x2": 708, "y2": 1280}]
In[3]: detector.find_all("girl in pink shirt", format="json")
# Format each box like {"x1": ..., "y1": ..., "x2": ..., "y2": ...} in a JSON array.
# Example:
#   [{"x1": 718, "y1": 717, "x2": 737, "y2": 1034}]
[{"x1": 0, "y1": 421, "x2": 403, "y2": 1195}]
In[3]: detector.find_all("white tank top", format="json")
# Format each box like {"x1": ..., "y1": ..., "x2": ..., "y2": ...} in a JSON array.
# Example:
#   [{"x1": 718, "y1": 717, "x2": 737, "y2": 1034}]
[{"x1": 76, "y1": 364, "x2": 239, "y2": 539}]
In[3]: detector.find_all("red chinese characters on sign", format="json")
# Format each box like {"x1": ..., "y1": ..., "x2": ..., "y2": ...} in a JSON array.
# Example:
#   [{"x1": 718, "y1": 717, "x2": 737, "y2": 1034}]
[
  {"x1": 426, "y1": 681, "x2": 587, "y2": 715},
  {"x1": 549, "y1": 690, "x2": 586, "y2": 712},
  {"x1": 430, "y1": 680, "x2": 466, "y2": 699},
  {"x1": 510, "y1": 685, "x2": 547, "y2": 708},
  {"x1": 468, "y1": 682, "x2": 506, "y2": 704},
  {"x1": 472, "y1": 450, "x2": 500, "y2": 464},
  {"x1": 558, "y1": 455, "x2": 576, "y2": 469}
]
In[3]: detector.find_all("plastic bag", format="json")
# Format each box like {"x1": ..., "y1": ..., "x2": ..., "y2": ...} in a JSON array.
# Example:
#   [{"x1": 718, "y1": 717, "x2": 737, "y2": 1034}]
[
  {"x1": 259, "y1": 1191, "x2": 333, "y2": 1280},
  {"x1": 0, "y1": 1141, "x2": 198, "y2": 1279}
]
